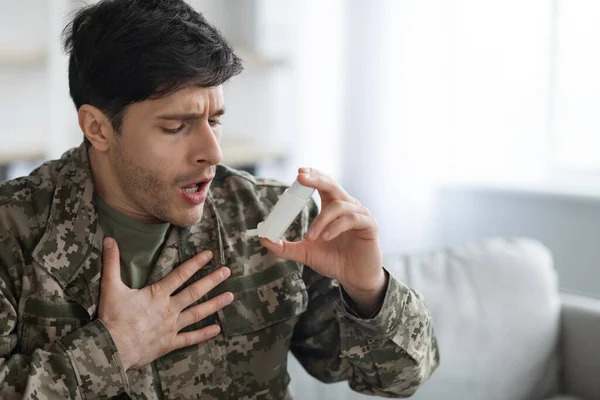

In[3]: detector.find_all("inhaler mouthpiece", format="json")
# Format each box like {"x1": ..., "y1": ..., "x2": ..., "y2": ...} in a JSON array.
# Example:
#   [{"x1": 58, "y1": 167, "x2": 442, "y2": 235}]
[{"x1": 246, "y1": 180, "x2": 315, "y2": 242}]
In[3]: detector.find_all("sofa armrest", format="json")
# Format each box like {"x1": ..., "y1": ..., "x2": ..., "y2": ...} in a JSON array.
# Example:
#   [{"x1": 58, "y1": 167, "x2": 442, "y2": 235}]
[{"x1": 561, "y1": 293, "x2": 600, "y2": 399}]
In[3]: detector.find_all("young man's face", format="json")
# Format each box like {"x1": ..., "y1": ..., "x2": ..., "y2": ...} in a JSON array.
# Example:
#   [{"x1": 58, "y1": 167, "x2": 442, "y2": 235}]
[{"x1": 108, "y1": 85, "x2": 224, "y2": 227}]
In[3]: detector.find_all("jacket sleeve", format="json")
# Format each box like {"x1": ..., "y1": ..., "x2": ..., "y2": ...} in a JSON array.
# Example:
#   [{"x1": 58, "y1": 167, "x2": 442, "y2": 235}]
[
  {"x1": 289, "y1": 202, "x2": 440, "y2": 398},
  {"x1": 0, "y1": 232, "x2": 129, "y2": 400}
]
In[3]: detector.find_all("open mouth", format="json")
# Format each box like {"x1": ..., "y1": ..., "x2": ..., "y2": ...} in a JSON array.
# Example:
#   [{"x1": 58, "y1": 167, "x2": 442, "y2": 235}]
[
  {"x1": 179, "y1": 179, "x2": 212, "y2": 206},
  {"x1": 182, "y1": 182, "x2": 203, "y2": 193}
]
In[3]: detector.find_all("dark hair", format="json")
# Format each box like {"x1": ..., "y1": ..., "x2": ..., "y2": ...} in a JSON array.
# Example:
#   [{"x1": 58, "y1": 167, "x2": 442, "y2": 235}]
[{"x1": 62, "y1": 0, "x2": 243, "y2": 134}]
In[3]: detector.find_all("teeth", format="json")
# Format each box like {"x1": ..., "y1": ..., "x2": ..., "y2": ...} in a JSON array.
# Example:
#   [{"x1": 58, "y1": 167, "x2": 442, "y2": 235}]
[{"x1": 183, "y1": 184, "x2": 200, "y2": 193}]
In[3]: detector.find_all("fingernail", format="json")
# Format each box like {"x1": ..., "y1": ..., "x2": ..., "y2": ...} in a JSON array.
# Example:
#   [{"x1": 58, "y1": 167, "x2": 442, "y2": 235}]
[
  {"x1": 220, "y1": 267, "x2": 230, "y2": 279},
  {"x1": 205, "y1": 251, "x2": 213, "y2": 260},
  {"x1": 103, "y1": 238, "x2": 113, "y2": 249},
  {"x1": 223, "y1": 292, "x2": 234, "y2": 304},
  {"x1": 273, "y1": 240, "x2": 284, "y2": 251}
]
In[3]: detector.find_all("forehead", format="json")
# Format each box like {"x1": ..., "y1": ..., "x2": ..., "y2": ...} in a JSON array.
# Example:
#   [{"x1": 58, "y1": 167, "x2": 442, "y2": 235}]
[{"x1": 133, "y1": 85, "x2": 225, "y2": 115}]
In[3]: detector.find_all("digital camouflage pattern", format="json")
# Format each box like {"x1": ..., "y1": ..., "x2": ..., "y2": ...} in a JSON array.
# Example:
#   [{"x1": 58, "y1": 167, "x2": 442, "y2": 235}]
[{"x1": 0, "y1": 144, "x2": 439, "y2": 399}]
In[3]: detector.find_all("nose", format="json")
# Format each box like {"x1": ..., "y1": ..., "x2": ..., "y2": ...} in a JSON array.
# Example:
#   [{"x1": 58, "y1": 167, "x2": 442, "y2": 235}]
[{"x1": 189, "y1": 121, "x2": 222, "y2": 166}]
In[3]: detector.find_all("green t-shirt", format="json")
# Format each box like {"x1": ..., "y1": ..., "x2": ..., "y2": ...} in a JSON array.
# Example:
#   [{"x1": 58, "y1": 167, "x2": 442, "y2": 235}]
[{"x1": 95, "y1": 196, "x2": 171, "y2": 289}]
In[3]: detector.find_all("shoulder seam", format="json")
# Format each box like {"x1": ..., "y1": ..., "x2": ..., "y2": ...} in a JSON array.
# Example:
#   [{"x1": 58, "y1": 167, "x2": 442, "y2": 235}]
[
  {"x1": 0, "y1": 179, "x2": 40, "y2": 208},
  {"x1": 254, "y1": 180, "x2": 288, "y2": 188},
  {"x1": 216, "y1": 165, "x2": 288, "y2": 188}
]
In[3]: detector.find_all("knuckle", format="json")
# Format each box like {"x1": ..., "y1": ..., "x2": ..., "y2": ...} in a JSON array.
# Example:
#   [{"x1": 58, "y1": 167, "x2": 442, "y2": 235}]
[
  {"x1": 348, "y1": 213, "x2": 360, "y2": 222},
  {"x1": 161, "y1": 304, "x2": 174, "y2": 320},
  {"x1": 191, "y1": 307, "x2": 204, "y2": 323},
  {"x1": 150, "y1": 283, "x2": 164, "y2": 299},
  {"x1": 199, "y1": 330, "x2": 209, "y2": 342},
  {"x1": 187, "y1": 285, "x2": 203, "y2": 303},
  {"x1": 175, "y1": 265, "x2": 192, "y2": 283}
]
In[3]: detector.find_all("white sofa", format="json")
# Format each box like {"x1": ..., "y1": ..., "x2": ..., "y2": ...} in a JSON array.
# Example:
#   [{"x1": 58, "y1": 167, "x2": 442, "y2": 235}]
[{"x1": 288, "y1": 238, "x2": 600, "y2": 400}]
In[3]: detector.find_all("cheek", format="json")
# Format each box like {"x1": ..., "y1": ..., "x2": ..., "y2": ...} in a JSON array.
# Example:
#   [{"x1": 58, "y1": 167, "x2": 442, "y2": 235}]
[
  {"x1": 117, "y1": 149, "x2": 166, "y2": 190},
  {"x1": 147, "y1": 160, "x2": 175, "y2": 190},
  {"x1": 118, "y1": 134, "x2": 184, "y2": 190}
]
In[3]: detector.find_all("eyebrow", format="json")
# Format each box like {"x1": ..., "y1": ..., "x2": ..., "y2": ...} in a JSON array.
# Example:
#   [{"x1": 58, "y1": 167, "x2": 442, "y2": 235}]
[{"x1": 157, "y1": 108, "x2": 226, "y2": 120}]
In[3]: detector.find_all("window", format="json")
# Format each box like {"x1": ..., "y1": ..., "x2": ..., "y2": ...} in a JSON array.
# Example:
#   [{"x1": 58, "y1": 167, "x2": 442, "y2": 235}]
[{"x1": 551, "y1": 0, "x2": 600, "y2": 172}]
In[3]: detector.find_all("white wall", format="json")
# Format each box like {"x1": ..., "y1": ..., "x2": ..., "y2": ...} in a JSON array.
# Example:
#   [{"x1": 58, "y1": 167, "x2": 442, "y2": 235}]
[
  {"x1": 0, "y1": 0, "x2": 86, "y2": 169},
  {"x1": 434, "y1": 186, "x2": 600, "y2": 298},
  {"x1": 194, "y1": 0, "x2": 346, "y2": 184},
  {"x1": 0, "y1": 0, "x2": 50, "y2": 152},
  {"x1": 1, "y1": 0, "x2": 308, "y2": 179}
]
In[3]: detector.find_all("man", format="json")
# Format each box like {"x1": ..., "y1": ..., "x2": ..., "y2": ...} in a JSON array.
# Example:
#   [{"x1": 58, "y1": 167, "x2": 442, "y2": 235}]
[{"x1": 0, "y1": 0, "x2": 439, "y2": 398}]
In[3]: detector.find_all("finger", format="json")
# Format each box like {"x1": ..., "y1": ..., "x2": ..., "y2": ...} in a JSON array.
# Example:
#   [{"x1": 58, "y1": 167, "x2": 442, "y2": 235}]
[
  {"x1": 171, "y1": 266, "x2": 231, "y2": 311},
  {"x1": 260, "y1": 238, "x2": 309, "y2": 265},
  {"x1": 296, "y1": 168, "x2": 358, "y2": 204},
  {"x1": 306, "y1": 200, "x2": 370, "y2": 241},
  {"x1": 154, "y1": 251, "x2": 213, "y2": 296},
  {"x1": 321, "y1": 213, "x2": 376, "y2": 241},
  {"x1": 101, "y1": 237, "x2": 122, "y2": 284},
  {"x1": 176, "y1": 292, "x2": 234, "y2": 330},
  {"x1": 173, "y1": 324, "x2": 221, "y2": 350}
]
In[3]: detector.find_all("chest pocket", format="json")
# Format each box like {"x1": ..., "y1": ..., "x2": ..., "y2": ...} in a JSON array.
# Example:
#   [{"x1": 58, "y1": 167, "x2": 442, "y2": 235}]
[
  {"x1": 217, "y1": 263, "x2": 308, "y2": 336},
  {"x1": 20, "y1": 299, "x2": 90, "y2": 356},
  {"x1": 215, "y1": 262, "x2": 308, "y2": 398}
]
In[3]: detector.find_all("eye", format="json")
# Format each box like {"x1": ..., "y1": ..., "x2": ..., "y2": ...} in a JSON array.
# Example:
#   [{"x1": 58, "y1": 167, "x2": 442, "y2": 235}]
[
  {"x1": 163, "y1": 124, "x2": 186, "y2": 134},
  {"x1": 209, "y1": 119, "x2": 221, "y2": 128}
]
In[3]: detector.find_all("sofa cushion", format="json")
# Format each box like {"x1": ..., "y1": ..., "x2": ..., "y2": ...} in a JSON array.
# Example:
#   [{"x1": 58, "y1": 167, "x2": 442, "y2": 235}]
[{"x1": 384, "y1": 238, "x2": 561, "y2": 400}]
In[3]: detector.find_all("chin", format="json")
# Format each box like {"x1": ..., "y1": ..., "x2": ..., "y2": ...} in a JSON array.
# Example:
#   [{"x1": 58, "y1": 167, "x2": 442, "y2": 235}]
[{"x1": 168, "y1": 206, "x2": 205, "y2": 227}]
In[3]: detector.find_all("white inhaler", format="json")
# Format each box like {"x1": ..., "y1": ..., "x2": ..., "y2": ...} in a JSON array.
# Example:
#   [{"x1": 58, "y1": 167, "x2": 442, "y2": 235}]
[{"x1": 246, "y1": 180, "x2": 315, "y2": 242}]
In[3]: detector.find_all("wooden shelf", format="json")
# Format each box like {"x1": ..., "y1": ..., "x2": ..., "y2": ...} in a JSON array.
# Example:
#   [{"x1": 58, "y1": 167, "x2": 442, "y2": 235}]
[
  {"x1": 0, "y1": 47, "x2": 285, "y2": 69},
  {"x1": 235, "y1": 48, "x2": 288, "y2": 68},
  {"x1": 0, "y1": 147, "x2": 46, "y2": 164},
  {"x1": 221, "y1": 141, "x2": 287, "y2": 167},
  {"x1": 0, "y1": 47, "x2": 47, "y2": 67},
  {"x1": 0, "y1": 142, "x2": 286, "y2": 168}
]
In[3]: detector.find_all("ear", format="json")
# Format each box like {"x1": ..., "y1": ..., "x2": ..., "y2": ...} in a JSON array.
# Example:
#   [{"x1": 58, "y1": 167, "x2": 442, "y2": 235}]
[{"x1": 78, "y1": 105, "x2": 115, "y2": 152}]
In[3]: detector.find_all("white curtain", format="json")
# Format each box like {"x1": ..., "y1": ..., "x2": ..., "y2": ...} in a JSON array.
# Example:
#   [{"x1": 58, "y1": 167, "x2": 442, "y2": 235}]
[
  {"x1": 311, "y1": 0, "x2": 555, "y2": 254},
  {"x1": 290, "y1": 4, "x2": 557, "y2": 397}
]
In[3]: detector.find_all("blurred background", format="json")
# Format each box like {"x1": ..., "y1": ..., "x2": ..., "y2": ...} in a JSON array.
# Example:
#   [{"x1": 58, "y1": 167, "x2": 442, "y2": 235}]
[{"x1": 1, "y1": 0, "x2": 600, "y2": 300}]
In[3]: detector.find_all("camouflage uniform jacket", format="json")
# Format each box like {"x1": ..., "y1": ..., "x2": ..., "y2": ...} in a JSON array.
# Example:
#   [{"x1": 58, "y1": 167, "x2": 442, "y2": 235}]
[{"x1": 0, "y1": 144, "x2": 439, "y2": 399}]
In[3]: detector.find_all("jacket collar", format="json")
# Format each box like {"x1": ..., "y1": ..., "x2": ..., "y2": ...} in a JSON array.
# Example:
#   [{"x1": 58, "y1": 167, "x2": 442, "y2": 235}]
[
  {"x1": 31, "y1": 144, "x2": 225, "y2": 316},
  {"x1": 31, "y1": 143, "x2": 102, "y2": 315}
]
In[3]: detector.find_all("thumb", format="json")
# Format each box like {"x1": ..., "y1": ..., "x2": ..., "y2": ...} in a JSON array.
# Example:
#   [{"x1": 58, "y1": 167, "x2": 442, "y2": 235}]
[
  {"x1": 260, "y1": 238, "x2": 308, "y2": 265},
  {"x1": 102, "y1": 237, "x2": 122, "y2": 285}
]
